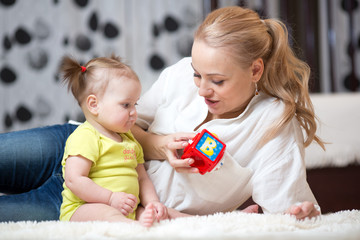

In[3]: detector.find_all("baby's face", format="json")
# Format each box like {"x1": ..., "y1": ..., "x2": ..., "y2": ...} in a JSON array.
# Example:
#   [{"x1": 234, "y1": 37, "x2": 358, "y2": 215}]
[{"x1": 96, "y1": 76, "x2": 141, "y2": 134}]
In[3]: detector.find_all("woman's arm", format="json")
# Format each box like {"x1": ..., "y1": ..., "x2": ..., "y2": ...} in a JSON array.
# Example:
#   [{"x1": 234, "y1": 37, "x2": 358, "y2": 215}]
[
  {"x1": 131, "y1": 125, "x2": 165, "y2": 160},
  {"x1": 131, "y1": 124, "x2": 198, "y2": 173},
  {"x1": 250, "y1": 115, "x2": 320, "y2": 219}
]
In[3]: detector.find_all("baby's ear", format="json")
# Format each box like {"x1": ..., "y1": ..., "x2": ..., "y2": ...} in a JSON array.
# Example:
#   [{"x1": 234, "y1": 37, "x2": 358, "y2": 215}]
[{"x1": 86, "y1": 94, "x2": 99, "y2": 115}]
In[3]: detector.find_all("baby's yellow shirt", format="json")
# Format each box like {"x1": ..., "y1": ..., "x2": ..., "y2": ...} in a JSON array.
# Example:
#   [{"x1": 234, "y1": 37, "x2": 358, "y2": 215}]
[{"x1": 59, "y1": 121, "x2": 144, "y2": 221}]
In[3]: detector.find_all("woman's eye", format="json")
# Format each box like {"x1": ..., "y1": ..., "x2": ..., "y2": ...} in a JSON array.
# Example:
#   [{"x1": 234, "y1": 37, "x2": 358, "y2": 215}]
[
  {"x1": 193, "y1": 73, "x2": 201, "y2": 78},
  {"x1": 212, "y1": 80, "x2": 224, "y2": 85}
]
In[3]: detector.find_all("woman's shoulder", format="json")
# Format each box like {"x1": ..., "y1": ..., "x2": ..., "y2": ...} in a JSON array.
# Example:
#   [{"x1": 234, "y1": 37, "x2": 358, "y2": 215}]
[
  {"x1": 170, "y1": 57, "x2": 192, "y2": 69},
  {"x1": 162, "y1": 57, "x2": 193, "y2": 78},
  {"x1": 253, "y1": 93, "x2": 303, "y2": 143},
  {"x1": 160, "y1": 57, "x2": 197, "y2": 96}
]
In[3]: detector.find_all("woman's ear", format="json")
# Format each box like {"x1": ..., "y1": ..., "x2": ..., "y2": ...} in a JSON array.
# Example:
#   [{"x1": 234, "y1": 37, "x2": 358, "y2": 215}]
[
  {"x1": 86, "y1": 94, "x2": 99, "y2": 115},
  {"x1": 251, "y1": 58, "x2": 264, "y2": 83}
]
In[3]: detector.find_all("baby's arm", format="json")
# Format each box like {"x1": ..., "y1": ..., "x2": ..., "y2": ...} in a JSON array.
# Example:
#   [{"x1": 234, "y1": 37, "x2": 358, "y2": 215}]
[
  {"x1": 64, "y1": 155, "x2": 137, "y2": 216},
  {"x1": 136, "y1": 164, "x2": 168, "y2": 220}
]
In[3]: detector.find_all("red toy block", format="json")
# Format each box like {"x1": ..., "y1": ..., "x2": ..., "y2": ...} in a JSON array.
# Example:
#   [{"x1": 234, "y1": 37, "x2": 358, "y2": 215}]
[{"x1": 181, "y1": 129, "x2": 226, "y2": 175}]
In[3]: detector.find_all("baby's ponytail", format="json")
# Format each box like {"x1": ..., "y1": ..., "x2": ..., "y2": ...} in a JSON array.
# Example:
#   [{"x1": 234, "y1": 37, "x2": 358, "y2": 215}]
[{"x1": 60, "y1": 56, "x2": 87, "y2": 105}]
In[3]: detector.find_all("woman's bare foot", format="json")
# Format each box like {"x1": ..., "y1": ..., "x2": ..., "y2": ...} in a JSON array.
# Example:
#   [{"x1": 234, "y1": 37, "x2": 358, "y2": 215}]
[{"x1": 139, "y1": 203, "x2": 156, "y2": 227}]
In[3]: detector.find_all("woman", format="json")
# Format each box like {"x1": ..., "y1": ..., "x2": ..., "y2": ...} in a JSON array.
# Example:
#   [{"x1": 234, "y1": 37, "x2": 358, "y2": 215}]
[{"x1": 0, "y1": 6, "x2": 323, "y2": 221}]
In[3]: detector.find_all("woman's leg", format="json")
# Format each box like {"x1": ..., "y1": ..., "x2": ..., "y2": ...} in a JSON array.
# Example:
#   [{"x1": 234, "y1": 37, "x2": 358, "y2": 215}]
[
  {"x1": 0, "y1": 123, "x2": 78, "y2": 221},
  {"x1": 0, "y1": 174, "x2": 65, "y2": 221},
  {"x1": 165, "y1": 205, "x2": 259, "y2": 220}
]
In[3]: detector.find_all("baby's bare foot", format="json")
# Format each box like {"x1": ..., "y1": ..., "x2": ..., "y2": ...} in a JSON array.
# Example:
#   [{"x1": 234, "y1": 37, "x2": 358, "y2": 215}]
[
  {"x1": 241, "y1": 204, "x2": 259, "y2": 213},
  {"x1": 139, "y1": 203, "x2": 156, "y2": 227}
]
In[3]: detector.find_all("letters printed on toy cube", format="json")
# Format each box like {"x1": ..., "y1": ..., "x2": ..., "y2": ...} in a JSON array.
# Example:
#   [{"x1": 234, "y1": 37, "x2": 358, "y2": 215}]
[{"x1": 195, "y1": 132, "x2": 224, "y2": 161}]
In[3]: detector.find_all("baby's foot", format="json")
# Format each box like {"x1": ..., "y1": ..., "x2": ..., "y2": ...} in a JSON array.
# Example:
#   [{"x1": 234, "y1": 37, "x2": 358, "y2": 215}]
[
  {"x1": 241, "y1": 204, "x2": 259, "y2": 213},
  {"x1": 139, "y1": 203, "x2": 156, "y2": 227}
]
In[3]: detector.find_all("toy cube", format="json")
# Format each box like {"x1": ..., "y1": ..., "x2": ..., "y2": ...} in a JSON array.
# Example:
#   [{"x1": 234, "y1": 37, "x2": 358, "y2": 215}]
[{"x1": 181, "y1": 129, "x2": 226, "y2": 175}]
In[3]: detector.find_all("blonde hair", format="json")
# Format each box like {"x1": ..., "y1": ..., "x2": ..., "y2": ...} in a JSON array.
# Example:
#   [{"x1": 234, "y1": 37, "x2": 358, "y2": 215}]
[
  {"x1": 195, "y1": 6, "x2": 324, "y2": 149},
  {"x1": 60, "y1": 55, "x2": 139, "y2": 105}
]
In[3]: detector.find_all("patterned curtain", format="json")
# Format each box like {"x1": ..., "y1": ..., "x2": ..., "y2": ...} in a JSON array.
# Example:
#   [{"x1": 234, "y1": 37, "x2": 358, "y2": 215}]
[
  {"x1": 0, "y1": 0, "x2": 203, "y2": 132},
  {"x1": 2, "y1": 0, "x2": 359, "y2": 132}
]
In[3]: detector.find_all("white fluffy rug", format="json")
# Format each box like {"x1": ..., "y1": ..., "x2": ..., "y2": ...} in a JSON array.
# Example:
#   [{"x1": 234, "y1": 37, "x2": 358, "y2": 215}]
[{"x1": 0, "y1": 210, "x2": 359, "y2": 240}]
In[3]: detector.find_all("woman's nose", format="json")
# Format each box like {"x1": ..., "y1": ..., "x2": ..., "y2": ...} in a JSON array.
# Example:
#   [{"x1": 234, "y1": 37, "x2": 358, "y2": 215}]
[{"x1": 198, "y1": 80, "x2": 213, "y2": 97}]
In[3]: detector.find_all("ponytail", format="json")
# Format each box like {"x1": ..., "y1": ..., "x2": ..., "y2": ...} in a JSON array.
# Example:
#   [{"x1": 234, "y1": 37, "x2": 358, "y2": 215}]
[
  {"x1": 60, "y1": 54, "x2": 139, "y2": 106},
  {"x1": 60, "y1": 56, "x2": 87, "y2": 105},
  {"x1": 260, "y1": 19, "x2": 324, "y2": 149}
]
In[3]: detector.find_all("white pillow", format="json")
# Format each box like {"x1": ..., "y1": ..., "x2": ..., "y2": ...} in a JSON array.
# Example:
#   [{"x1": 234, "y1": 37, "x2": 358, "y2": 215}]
[{"x1": 305, "y1": 93, "x2": 360, "y2": 168}]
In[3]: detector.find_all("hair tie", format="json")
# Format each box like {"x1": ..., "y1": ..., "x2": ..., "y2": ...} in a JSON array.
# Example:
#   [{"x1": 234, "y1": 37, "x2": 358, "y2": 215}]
[{"x1": 81, "y1": 66, "x2": 86, "y2": 73}]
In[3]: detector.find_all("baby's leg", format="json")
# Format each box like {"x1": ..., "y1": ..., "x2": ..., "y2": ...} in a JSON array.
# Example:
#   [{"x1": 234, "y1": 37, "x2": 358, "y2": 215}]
[
  {"x1": 138, "y1": 203, "x2": 156, "y2": 227},
  {"x1": 70, "y1": 203, "x2": 133, "y2": 223}
]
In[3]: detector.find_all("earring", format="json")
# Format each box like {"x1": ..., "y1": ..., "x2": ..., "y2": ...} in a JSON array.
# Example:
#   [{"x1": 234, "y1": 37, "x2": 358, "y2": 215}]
[{"x1": 255, "y1": 82, "x2": 259, "y2": 96}]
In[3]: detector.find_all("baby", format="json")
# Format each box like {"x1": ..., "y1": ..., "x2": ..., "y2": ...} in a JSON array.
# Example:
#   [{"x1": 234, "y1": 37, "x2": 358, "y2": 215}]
[{"x1": 59, "y1": 55, "x2": 167, "y2": 227}]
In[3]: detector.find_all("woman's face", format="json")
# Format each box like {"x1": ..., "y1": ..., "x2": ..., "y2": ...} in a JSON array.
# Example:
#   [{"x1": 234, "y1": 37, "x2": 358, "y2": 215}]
[{"x1": 191, "y1": 40, "x2": 257, "y2": 119}]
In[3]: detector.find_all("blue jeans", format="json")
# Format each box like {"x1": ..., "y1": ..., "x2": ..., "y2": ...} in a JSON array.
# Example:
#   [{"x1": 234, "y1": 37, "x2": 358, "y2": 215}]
[{"x1": 0, "y1": 123, "x2": 77, "y2": 222}]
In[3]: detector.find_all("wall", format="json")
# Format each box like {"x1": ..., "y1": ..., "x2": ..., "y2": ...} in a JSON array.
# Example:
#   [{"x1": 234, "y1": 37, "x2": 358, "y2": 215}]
[
  {"x1": 318, "y1": 0, "x2": 360, "y2": 92},
  {"x1": 0, "y1": 0, "x2": 203, "y2": 132},
  {"x1": 1, "y1": 0, "x2": 359, "y2": 133}
]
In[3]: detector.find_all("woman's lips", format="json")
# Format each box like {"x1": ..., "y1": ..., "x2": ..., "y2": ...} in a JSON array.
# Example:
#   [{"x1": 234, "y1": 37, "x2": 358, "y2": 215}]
[{"x1": 205, "y1": 98, "x2": 219, "y2": 107}]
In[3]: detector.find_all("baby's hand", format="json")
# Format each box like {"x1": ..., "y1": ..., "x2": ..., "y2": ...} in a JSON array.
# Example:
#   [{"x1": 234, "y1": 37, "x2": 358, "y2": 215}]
[
  {"x1": 151, "y1": 201, "x2": 168, "y2": 221},
  {"x1": 108, "y1": 192, "x2": 138, "y2": 216}
]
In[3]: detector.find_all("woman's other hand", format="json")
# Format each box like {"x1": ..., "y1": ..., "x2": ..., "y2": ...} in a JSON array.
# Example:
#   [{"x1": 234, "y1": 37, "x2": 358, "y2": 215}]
[
  {"x1": 286, "y1": 201, "x2": 320, "y2": 220},
  {"x1": 131, "y1": 125, "x2": 198, "y2": 173},
  {"x1": 162, "y1": 133, "x2": 199, "y2": 173}
]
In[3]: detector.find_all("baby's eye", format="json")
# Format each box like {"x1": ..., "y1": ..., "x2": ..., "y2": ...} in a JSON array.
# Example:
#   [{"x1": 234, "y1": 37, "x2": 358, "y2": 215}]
[
  {"x1": 121, "y1": 103, "x2": 138, "y2": 109},
  {"x1": 121, "y1": 103, "x2": 130, "y2": 108}
]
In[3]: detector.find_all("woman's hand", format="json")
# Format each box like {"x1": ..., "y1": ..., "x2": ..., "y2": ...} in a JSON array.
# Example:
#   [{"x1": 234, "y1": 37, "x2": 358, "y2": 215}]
[
  {"x1": 131, "y1": 125, "x2": 198, "y2": 173},
  {"x1": 161, "y1": 132, "x2": 199, "y2": 173},
  {"x1": 286, "y1": 201, "x2": 320, "y2": 220}
]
